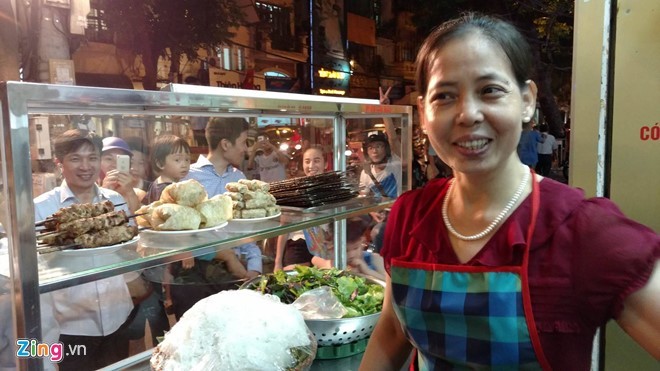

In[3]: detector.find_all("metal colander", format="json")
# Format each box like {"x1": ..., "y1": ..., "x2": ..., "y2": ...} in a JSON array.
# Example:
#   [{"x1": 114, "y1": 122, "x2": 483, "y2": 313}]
[
  {"x1": 304, "y1": 311, "x2": 381, "y2": 346},
  {"x1": 240, "y1": 271, "x2": 385, "y2": 346}
]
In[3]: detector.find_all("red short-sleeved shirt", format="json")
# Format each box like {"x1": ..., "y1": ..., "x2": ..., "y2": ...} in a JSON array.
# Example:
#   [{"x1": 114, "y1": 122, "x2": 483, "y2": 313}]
[{"x1": 381, "y1": 177, "x2": 659, "y2": 370}]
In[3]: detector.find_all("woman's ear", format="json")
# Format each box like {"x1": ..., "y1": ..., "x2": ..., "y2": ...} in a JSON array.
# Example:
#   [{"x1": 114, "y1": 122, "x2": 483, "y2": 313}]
[{"x1": 522, "y1": 80, "x2": 538, "y2": 119}]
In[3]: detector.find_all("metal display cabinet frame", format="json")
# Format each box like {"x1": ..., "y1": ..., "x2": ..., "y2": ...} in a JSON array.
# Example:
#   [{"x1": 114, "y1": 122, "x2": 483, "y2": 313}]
[{"x1": 0, "y1": 82, "x2": 412, "y2": 370}]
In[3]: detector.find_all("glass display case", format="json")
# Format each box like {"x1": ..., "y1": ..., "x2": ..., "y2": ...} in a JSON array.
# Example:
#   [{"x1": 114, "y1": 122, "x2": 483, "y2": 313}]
[{"x1": 0, "y1": 81, "x2": 412, "y2": 370}]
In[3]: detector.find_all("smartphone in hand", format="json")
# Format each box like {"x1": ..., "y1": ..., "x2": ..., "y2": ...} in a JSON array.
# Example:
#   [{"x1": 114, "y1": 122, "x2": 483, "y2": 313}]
[{"x1": 116, "y1": 154, "x2": 131, "y2": 173}]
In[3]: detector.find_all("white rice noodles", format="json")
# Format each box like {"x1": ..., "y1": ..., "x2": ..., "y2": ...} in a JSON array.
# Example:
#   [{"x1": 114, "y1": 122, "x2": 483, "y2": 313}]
[{"x1": 151, "y1": 290, "x2": 311, "y2": 371}]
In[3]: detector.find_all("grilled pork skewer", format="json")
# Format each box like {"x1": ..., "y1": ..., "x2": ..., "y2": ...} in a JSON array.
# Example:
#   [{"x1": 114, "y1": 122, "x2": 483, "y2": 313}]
[
  {"x1": 35, "y1": 201, "x2": 127, "y2": 228},
  {"x1": 36, "y1": 210, "x2": 128, "y2": 240},
  {"x1": 39, "y1": 234, "x2": 74, "y2": 246},
  {"x1": 57, "y1": 210, "x2": 128, "y2": 236},
  {"x1": 73, "y1": 225, "x2": 138, "y2": 248},
  {"x1": 36, "y1": 200, "x2": 115, "y2": 229},
  {"x1": 38, "y1": 224, "x2": 138, "y2": 250},
  {"x1": 37, "y1": 210, "x2": 144, "y2": 234}
]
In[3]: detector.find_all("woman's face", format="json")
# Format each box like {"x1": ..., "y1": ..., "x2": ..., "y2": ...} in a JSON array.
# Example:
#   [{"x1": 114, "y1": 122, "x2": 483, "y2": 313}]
[
  {"x1": 130, "y1": 150, "x2": 147, "y2": 181},
  {"x1": 417, "y1": 33, "x2": 536, "y2": 175},
  {"x1": 100, "y1": 149, "x2": 125, "y2": 174},
  {"x1": 303, "y1": 148, "x2": 325, "y2": 176}
]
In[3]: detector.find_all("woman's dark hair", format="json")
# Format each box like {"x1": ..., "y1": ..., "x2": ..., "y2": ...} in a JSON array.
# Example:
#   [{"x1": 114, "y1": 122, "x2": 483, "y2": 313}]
[
  {"x1": 415, "y1": 12, "x2": 533, "y2": 97},
  {"x1": 53, "y1": 129, "x2": 103, "y2": 161},
  {"x1": 150, "y1": 134, "x2": 191, "y2": 172},
  {"x1": 205, "y1": 117, "x2": 249, "y2": 151}
]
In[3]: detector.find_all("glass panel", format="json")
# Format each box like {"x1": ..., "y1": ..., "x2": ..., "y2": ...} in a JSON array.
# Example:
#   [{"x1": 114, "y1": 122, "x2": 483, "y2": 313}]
[
  {"x1": 28, "y1": 111, "x2": 399, "y2": 291},
  {"x1": 12, "y1": 83, "x2": 408, "y2": 289}
]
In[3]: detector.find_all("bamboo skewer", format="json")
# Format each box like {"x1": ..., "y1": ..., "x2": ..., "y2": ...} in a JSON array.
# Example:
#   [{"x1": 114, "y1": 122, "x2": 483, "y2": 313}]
[{"x1": 36, "y1": 230, "x2": 65, "y2": 239}]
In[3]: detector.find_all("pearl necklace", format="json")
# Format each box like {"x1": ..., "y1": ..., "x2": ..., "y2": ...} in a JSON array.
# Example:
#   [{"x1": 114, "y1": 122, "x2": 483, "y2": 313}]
[{"x1": 442, "y1": 170, "x2": 530, "y2": 241}]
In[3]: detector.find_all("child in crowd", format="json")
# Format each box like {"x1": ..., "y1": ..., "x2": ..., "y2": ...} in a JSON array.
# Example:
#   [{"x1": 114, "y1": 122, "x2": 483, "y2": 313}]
[
  {"x1": 145, "y1": 135, "x2": 249, "y2": 317},
  {"x1": 144, "y1": 135, "x2": 192, "y2": 204},
  {"x1": 311, "y1": 216, "x2": 386, "y2": 281}
]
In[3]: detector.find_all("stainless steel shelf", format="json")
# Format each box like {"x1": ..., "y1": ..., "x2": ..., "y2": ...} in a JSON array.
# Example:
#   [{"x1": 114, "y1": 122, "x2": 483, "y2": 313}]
[{"x1": 38, "y1": 198, "x2": 393, "y2": 293}]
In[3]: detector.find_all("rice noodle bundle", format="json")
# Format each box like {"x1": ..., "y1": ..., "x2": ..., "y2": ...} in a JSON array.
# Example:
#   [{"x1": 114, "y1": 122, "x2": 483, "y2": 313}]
[{"x1": 150, "y1": 290, "x2": 313, "y2": 371}]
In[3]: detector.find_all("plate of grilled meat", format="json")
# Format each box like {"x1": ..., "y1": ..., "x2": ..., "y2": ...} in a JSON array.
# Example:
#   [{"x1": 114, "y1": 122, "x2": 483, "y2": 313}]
[{"x1": 36, "y1": 200, "x2": 139, "y2": 255}]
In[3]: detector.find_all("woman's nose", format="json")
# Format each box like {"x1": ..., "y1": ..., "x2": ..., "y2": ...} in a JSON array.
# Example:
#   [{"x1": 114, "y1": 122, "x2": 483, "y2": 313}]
[{"x1": 456, "y1": 96, "x2": 483, "y2": 126}]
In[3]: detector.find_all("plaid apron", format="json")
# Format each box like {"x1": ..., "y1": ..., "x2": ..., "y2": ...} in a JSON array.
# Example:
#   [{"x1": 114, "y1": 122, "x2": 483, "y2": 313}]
[{"x1": 391, "y1": 169, "x2": 551, "y2": 370}]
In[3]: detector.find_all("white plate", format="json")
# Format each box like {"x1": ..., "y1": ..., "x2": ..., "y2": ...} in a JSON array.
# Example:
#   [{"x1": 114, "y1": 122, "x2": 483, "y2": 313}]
[
  {"x1": 58, "y1": 236, "x2": 140, "y2": 256},
  {"x1": 139, "y1": 221, "x2": 228, "y2": 236},
  {"x1": 229, "y1": 212, "x2": 281, "y2": 223}
]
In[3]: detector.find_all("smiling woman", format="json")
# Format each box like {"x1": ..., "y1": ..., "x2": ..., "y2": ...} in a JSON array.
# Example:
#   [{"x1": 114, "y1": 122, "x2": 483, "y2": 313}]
[{"x1": 360, "y1": 12, "x2": 660, "y2": 371}]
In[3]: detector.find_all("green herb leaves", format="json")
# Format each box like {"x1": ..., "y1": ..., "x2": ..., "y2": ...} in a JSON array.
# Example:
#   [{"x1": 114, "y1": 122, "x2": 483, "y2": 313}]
[{"x1": 248, "y1": 266, "x2": 384, "y2": 317}]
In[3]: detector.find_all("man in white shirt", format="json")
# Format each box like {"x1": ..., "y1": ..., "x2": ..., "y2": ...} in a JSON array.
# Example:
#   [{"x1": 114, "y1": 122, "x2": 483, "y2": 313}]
[
  {"x1": 536, "y1": 124, "x2": 558, "y2": 176},
  {"x1": 33, "y1": 129, "x2": 134, "y2": 370}
]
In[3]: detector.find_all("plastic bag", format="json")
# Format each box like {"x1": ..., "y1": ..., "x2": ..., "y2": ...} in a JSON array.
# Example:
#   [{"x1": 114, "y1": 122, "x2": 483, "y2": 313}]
[{"x1": 292, "y1": 286, "x2": 348, "y2": 320}]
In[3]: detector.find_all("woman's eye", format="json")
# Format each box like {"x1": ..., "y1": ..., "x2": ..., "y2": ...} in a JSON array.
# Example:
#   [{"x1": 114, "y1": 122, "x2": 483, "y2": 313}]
[
  {"x1": 482, "y1": 86, "x2": 507, "y2": 96},
  {"x1": 430, "y1": 92, "x2": 454, "y2": 103}
]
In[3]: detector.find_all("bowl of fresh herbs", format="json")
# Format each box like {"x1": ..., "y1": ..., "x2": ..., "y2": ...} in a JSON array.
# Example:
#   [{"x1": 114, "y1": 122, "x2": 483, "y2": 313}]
[{"x1": 240, "y1": 266, "x2": 385, "y2": 346}]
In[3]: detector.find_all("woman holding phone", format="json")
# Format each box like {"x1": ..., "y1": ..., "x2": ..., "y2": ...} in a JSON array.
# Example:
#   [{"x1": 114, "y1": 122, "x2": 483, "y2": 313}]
[{"x1": 100, "y1": 136, "x2": 141, "y2": 212}]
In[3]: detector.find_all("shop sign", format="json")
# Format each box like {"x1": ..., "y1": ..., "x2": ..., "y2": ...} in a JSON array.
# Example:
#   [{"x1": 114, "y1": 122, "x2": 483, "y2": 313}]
[
  {"x1": 208, "y1": 67, "x2": 264, "y2": 90},
  {"x1": 313, "y1": 57, "x2": 350, "y2": 96},
  {"x1": 639, "y1": 122, "x2": 660, "y2": 141},
  {"x1": 266, "y1": 76, "x2": 297, "y2": 92}
]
